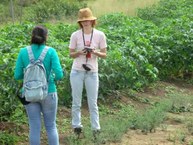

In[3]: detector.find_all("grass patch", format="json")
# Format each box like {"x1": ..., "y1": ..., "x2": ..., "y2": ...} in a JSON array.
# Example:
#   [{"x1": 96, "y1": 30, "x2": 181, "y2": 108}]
[
  {"x1": 0, "y1": 131, "x2": 19, "y2": 145},
  {"x1": 61, "y1": 83, "x2": 193, "y2": 144},
  {"x1": 63, "y1": 105, "x2": 136, "y2": 144},
  {"x1": 88, "y1": 0, "x2": 160, "y2": 17},
  {"x1": 10, "y1": 82, "x2": 193, "y2": 144}
]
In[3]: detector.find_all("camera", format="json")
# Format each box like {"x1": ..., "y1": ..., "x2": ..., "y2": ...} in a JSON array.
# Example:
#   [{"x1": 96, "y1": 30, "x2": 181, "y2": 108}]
[
  {"x1": 82, "y1": 46, "x2": 93, "y2": 71},
  {"x1": 82, "y1": 64, "x2": 91, "y2": 71},
  {"x1": 84, "y1": 46, "x2": 93, "y2": 53}
]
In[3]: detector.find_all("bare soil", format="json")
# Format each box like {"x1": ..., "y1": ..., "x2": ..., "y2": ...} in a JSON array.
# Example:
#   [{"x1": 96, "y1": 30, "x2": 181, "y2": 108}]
[
  {"x1": 110, "y1": 114, "x2": 193, "y2": 145},
  {"x1": 109, "y1": 80, "x2": 193, "y2": 145},
  {"x1": 2, "y1": 80, "x2": 193, "y2": 145}
]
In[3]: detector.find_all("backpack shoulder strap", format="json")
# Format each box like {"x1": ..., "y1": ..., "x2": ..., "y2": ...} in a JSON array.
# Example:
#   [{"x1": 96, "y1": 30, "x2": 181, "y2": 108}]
[
  {"x1": 38, "y1": 46, "x2": 50, "y2": 62},
  {"x1": 27, "y1": 46, "x2": 35, "y2": 62}
]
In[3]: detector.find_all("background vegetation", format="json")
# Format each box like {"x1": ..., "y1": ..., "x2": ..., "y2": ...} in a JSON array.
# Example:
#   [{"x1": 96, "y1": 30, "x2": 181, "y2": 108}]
[
  {"x1": 0, "y1": 0, "x2": 86, "y2": 24},
  {"x1": 0, "y1": 0, "x2": 193, "y2": 144},
  {"x1": 87, "y1": 0, "x2": 160, "y2": 17}
]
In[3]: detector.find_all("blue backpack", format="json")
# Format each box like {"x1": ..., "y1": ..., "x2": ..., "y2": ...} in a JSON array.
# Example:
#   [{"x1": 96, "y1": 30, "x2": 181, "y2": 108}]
[{"x1": 23, "y1": 46, "x2": 50, "y2": 102}]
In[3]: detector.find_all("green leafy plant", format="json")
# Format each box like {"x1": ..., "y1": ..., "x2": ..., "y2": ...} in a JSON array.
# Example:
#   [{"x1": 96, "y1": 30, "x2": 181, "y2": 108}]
[
  {"x1": 0, "y1": 131, "x2": 19, "y2": 145},
  {"x1": 0, "y1": 1, "x2": 193, "y2": 143}
]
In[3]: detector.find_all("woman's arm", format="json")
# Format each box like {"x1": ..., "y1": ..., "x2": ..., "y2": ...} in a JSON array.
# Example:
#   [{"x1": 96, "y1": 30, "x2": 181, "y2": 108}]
[
  {"x1": 69, "y1": 48, "x2": 86, "y2": 58},
  {"x1": 92, "y1": 48, "x2": 107, "y2": 59},
  {"x1": 51, "y1": 49, "x2": 64, "y2": 80},
  {"x1": 14, "y1": 49, "x2": 25, "y2": 80}
]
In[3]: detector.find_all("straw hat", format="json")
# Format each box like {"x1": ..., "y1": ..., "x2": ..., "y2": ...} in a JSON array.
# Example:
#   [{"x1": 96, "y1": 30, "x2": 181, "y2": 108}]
[{"x1": 77, "y1": 8, "x2": 97, "y2": 22}]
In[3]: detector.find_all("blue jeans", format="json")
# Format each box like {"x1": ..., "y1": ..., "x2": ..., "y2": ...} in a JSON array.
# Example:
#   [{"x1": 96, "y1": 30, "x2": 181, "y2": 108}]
[
  {"x1": 25, "y1": 93, "x2": 59, "y2": 145},
  {"x1": 70, "y1": 70, "x2": 100, "y2": 130}
]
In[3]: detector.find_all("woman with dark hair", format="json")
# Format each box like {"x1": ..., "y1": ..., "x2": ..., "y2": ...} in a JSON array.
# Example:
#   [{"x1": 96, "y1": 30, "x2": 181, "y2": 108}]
[
  {"x1": 69, "y1": 8, "x2": 107, "y2": 139},
  {"x1": 14, "y1": 25, "x2": 64, "y2": 145},
  {"x1": 31, "y1": 25, "x2": 48, "y2": 44}
]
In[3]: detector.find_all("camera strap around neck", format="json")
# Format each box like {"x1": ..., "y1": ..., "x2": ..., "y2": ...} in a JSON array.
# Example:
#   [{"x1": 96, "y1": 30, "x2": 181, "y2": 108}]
[
  {"x1": 82, "y1": 29, "x2": 93, "y2": 46},
  {"x1": 82, "y1": 29, "x2": 94, "y2": 63}
]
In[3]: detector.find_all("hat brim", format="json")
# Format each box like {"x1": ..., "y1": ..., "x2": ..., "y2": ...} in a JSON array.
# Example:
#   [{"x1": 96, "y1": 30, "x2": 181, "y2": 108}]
[{"x1": 77, "y1": 17, "x2": 97, "y2": 22}]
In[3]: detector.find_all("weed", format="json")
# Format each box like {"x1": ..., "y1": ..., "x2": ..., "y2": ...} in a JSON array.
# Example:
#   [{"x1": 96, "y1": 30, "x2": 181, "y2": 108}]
[
  {"x1": 186, "y1": 118, "x2": 193, "y2": 135},
  {"x1": 0, "y1": 131, "x2": 19, "y2": 145}
]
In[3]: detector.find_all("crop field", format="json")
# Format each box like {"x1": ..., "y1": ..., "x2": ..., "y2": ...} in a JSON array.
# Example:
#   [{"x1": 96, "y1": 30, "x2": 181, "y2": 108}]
[{"x1": 0, "y1": 0, "x2": 193, "y2": 144}]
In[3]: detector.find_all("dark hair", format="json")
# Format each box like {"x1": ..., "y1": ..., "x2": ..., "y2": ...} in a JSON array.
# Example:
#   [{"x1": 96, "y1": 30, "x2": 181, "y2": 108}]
[{"x1": 31, "y1": 25, "x2": 48, "y2": 44}]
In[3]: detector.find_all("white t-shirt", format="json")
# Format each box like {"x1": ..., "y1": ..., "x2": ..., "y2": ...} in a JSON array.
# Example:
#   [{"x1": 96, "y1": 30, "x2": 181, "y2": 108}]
[{"x1": 69, "y1": 28, "x2": 107, "y2": 72}]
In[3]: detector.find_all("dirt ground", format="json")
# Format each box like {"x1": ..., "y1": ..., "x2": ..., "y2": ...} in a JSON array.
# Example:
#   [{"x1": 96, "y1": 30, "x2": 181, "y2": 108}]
[
  {"x1": 57, "y1": 80, "x2": 193, "y2": 145},
  {"x1": 109, "y1": 80, "x2": 193, "y2": 145},
  {"x1": 110, "y1": 116, "x2": 192, "y2": 145},
  {"x1": 3, "y1": 80, "x2": 193, "y2": 145}
]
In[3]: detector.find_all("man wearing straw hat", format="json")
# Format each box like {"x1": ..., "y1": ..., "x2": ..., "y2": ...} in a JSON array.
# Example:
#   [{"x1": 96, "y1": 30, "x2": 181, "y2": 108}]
[{"x1": 69, "y1": 7, "x2": 107, "y2": 139}]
